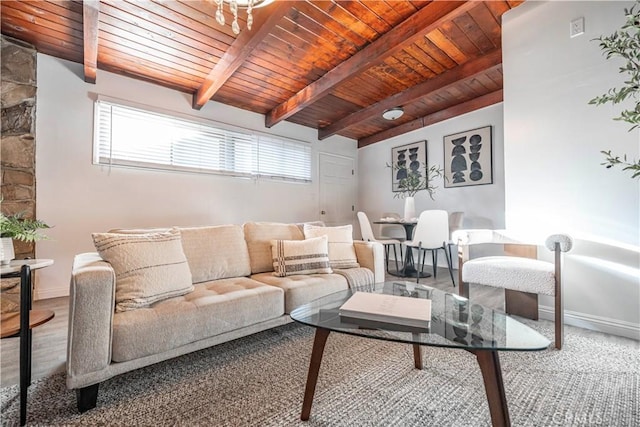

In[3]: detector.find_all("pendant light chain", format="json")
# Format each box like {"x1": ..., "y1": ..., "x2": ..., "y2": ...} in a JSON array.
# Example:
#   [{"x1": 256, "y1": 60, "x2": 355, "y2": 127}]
[
  {"x1": 214, "y1": 0, "x2": 257, "y2": 35},
  {"x1": 215, "y1": 0, "x2": 225, "y2": 26}
]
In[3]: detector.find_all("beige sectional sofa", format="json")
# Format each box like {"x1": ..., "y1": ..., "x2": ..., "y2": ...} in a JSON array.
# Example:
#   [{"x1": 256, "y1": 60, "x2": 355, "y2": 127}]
[{"x1": 67, "y1": 221, "x2": 384, "y2": 412}]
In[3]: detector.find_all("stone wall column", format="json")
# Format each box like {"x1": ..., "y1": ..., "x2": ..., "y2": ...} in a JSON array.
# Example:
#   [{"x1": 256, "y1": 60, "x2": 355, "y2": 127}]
[
  {"x1": 1, "y1": 36, "x2": 37, "y2": 260},
  {"x1": 1, "y1": 36, "x2": 37, "y2": 312}
]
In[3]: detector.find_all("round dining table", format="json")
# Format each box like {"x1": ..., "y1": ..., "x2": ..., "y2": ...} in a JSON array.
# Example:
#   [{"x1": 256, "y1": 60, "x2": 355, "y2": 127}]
[{"x1": 373, "y1": 219, "x2": 430, "y2": 278}]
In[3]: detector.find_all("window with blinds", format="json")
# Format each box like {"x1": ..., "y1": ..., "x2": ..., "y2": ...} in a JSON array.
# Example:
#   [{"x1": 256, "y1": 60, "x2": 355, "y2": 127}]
[{"x1": 93, "y1": 100, "x2": 312, "y2": 182}]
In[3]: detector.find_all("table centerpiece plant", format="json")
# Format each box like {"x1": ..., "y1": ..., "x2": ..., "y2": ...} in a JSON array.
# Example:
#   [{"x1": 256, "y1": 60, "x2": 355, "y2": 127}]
[{"x1": 387, "y1": 162, "x2": 444, "y2": 220}]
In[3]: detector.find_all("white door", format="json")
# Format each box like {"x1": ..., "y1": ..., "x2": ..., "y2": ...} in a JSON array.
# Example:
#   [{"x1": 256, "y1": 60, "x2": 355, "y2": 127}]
[{"x1": 319, "y1": 153, "x2": 356, "y2": 227}]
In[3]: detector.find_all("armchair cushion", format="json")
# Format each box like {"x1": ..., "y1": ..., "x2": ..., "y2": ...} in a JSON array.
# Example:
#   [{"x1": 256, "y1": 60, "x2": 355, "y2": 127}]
[{"x1": 462, "y1": 256, "x2": 555, "y2": 296}]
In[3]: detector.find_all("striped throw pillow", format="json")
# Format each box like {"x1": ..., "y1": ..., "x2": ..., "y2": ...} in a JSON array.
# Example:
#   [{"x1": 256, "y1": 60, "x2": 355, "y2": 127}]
[
  {"x1": 92, "y1": 230, "x2": 194, "y2": 312},
  {"x1": 271, "y1": 236, "x2": 332, "y2": 277}
]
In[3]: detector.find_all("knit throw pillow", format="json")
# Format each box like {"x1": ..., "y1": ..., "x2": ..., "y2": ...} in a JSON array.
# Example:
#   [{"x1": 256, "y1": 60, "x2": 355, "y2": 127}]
[
  {"x1": 271, "y1": 236, "x2": 332, "y2": 277},
  {"x1": 92, "y1": 230, "x2": 194, "y2": 312},
  {"x1": 303, "y1": 224, "x2": 360, "y2": 269}
]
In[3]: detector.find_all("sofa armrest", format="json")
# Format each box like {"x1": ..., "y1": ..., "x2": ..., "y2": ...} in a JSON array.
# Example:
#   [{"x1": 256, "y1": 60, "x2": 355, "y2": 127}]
[
  {"x1": 66, "y1": 253, "x2": 116, "y2": 388},
  {"x1": 353, "y1": 241, "x2": 385, "y2": 283}
]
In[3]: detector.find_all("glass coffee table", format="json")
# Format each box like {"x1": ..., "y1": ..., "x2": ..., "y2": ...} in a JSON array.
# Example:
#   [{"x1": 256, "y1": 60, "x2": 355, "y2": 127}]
[{"x1": 290, "y1": 281, "x2": 551, "y2": 427}]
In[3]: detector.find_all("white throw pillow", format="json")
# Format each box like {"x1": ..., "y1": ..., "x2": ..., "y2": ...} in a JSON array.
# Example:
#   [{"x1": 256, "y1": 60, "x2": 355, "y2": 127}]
[
  {"x1": 303, "y1": 224, "x2": 360, "y2": 269},
  {"x1": 92, "y1": 230, "x2": 194, "y2": 312},
  {"x1": 271, "y1": 236, "x2": 332, "y2": 277}
]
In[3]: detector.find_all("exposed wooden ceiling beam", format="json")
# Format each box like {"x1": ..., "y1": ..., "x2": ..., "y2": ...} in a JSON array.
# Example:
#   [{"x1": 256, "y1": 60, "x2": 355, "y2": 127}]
[
  {"x1": 358, "y1": 89, "x2": 504, "y2": 148},
  {"x1": 192, "y1": 1, "x2": 293, "y2": 110},
  {"x1": 82, "y1": 0, "x2": 99, "y2": 84},
  {"x1": 264, "y1": 0, "x2": 476, "y2": 128},
  {"x1": 318, "y1": 49, "x2": 503, "y2": 140}
]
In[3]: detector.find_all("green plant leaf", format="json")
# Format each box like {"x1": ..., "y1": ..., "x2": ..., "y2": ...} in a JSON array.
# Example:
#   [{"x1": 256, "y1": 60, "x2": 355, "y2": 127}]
[{"x1": 0, "y1": 211, "x2": 51, "y2": 242}]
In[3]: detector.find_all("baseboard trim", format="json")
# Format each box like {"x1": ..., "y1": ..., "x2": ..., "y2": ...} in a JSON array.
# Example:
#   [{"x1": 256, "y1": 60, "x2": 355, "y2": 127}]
[
  {"x1": 35, "y1": 284, "x2": 68, "y2": 301},
  {"x1": 540, "y1": 305, "x2": 639, "y2": 341}
]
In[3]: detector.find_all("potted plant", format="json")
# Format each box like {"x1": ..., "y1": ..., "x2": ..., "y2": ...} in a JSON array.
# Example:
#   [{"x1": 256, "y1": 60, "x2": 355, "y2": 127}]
[
  {"x1": 0, "y1": 211, "x2": 51, "y2": 265},
  {"x1": 388, "y1": 162, "x2": 444, "y2": 220}
]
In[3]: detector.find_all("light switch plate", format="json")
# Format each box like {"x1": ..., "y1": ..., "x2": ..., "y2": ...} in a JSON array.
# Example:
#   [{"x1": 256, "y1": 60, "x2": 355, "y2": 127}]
[{"x1": 571, "y1": 17, "x2": 585, "y2": 38}]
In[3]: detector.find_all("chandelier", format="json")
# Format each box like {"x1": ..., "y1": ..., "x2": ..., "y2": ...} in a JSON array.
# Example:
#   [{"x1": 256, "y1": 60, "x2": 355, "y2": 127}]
[{"x1": 213, "y1": 0, "x2": 274, "y2": 35}]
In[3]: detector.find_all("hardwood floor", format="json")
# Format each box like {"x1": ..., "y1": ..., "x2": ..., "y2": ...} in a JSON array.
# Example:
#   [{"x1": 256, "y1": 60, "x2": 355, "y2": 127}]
[{"x1": 1, "y1": 296, "x2": 68, "y2": 387}]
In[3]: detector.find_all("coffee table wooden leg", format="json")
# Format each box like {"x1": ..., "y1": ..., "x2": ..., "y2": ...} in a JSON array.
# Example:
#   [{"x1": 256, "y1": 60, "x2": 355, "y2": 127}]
[
  {"x1": 411, "y1": 333, "x2": 423, "y2": 370},
  {"x1": 475, "y1": 350, "x2": 510, "y2": 427},
  {"x1": 412, "y1": 344, "x2": 423, "y2": 369},
  {"x1": 301, "y1": 328, "x2": 330, "y2": 421}
]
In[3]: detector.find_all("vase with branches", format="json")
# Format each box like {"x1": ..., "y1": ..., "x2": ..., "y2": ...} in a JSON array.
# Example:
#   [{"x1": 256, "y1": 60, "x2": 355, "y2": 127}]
[
  {"x1": 388, "y1": 161, "x2": 444, "y2": 220},
  {"x1": 388, "y1": 161, "x2": 444, "y2": 200},
  {"x1": 589, "y1": 0, "x2": 640, "y2": 178}
]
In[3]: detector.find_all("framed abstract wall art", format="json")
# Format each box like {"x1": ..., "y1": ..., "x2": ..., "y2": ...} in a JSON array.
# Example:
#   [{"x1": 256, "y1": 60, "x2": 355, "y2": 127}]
[
  {"x1": 443, "y1": 126, "x2": 493, "y2": 188},
  {"x1": 391, "y1": 141, "x2": 427, "y2": 193}
]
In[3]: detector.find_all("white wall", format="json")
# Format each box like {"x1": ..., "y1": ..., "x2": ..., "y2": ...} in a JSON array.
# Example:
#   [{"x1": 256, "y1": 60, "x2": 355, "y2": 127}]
[
  {"x1": 35, "y1": 54, "x2": 357, "y2": 298},
  {"x1": 503, "y1": 1, "x2": 639, "y2": 339},
  {"x1": 358, "y1": 103, "x2": 506, "y2": 265}
]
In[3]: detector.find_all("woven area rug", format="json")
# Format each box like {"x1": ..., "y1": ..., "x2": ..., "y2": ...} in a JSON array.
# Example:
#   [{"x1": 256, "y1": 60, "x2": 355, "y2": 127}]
[{"x1": 1, "y1": 320, "x2": 638, "y2": 426}]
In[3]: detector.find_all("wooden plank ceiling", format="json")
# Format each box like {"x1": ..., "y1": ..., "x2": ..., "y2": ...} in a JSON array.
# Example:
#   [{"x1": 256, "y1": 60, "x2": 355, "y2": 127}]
[{"x1": 0, "y1": 0, "x2": 523, "y2": 148}]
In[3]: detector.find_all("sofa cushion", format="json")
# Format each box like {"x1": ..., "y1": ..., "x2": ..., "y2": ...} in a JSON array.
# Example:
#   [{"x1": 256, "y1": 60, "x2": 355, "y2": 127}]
[
  {"x1": 303, "y1": 224, "x2": 360, "y2": 269},
  {"x1": 251, "y1": 272, "x2": 348, "y2": 313},
  {"x1": 176, "y1": 225, "x2": 251, "y2": 283},
  {"x1": 92, "y1": 230, "x2": 194, "y2": 312},
  {"x1": 111, "y1": 277, "x2": 284, "y2": 362},
  {"x1": 244, "y1": 222, "x2": 304, "y2": 274},
  {"x1": 271, "y1": 236, "x2": 332, "y2": 277}
]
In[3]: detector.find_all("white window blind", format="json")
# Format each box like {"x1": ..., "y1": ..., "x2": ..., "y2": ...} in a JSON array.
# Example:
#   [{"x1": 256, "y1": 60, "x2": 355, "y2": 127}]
[{"x1": 94, "y1": 100, "x2": 311, "y2": 182}]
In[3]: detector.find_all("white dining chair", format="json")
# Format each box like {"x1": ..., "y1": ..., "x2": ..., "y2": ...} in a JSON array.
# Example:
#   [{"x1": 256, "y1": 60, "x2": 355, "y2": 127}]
[
  {"x1": 403, "y1": 210, "x2": 455, "y2": 285},
  {"x1": 357, "y1": 212, "x2": 402, "y2": 273}
]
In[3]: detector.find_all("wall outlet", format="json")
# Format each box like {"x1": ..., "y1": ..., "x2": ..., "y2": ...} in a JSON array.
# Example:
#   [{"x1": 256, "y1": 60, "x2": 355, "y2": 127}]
[{"x1": 570, "y1": 17, "x2": 585, "y2": 38}]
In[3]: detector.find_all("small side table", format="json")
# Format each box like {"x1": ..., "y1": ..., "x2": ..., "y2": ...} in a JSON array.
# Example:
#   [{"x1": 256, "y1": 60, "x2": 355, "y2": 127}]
[{"x1": 1, "y1": 259, "x2": 54, "y2": 426}]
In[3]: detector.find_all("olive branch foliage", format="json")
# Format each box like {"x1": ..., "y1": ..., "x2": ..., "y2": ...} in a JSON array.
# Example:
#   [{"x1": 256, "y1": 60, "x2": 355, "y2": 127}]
[
  {"x1": 589, "y1": 1, "x2": 640, "y2": 178},
  {"x1": 387, "y1": 162, "x2": 444, "y2": 200}
]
